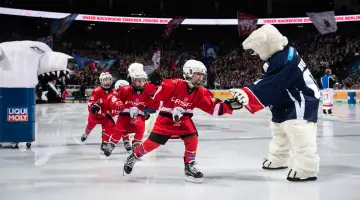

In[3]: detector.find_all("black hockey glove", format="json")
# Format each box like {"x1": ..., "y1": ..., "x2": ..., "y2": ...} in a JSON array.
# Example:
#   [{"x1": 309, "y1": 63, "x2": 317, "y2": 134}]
[
  {"x1": 148, "y1": 71, "x2": 163, "y2": 86},
  {"x1": 90, "y1": 103, "x2": 101, "y2": 114},
  {"x1": 224, "y1": 98, "x2": 243, "y2": 110}
]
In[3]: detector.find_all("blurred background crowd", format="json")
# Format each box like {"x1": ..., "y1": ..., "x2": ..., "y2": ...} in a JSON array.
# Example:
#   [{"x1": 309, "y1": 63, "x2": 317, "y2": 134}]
[{"x1": 1, "y1": 0, "x2": 360, "y2": 90}]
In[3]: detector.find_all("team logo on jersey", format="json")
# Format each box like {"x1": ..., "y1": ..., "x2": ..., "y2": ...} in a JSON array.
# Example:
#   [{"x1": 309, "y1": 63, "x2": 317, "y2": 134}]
[
  {"x1": 125, "y1": 100, "x2": 145, "y2": 106},
  {"x1": 184, "y1": 97, "x2": 188, "y2": 102},
  {"x1": 7, "y1": 108, "x2": 28, "y2": 122},
  {"x1": 173, "y1": 120, "x2": 183, "y2": 127},
  {"x1": 171, "y1": 97, "x2": 192, "y2": 107}
]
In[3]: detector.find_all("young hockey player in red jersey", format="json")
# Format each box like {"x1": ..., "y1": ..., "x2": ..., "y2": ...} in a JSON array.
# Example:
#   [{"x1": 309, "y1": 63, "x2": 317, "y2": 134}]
[
  {"x1": 122, "y1": 60, "x2": 243, "y2": 183},
  {"x1": 82, "y1": 74, "x2": 128, "y2": 153},
  {"x1": 103, "y1": 63, "x2": 160, "y2": 157},
  {"x1": 103, "y1": 79, "x2": 132, "y2": 153},
  {"x1": 81, "y1": 72, "x2": 114, "y2": 152}
]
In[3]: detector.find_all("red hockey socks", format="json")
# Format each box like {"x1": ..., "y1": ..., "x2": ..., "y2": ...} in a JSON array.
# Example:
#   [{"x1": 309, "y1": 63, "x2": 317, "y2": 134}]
[
  {"x1": 122, "y1": 133, "x2": 130, "y2": 142},
  {"x1": 85, "y1": 123, "x2": 97, "y2": 134},
  {"x1": 133, "y1": 131, "x2": 144, "y2": 143},
  {"x1": 134, "y1": 139, "x2": 160, "y2": 158},
  {"x1": 108, "y1": 128, "x2": 123, "y2": 144},
  {"x1": 183, "y1": 135, "x2": 198, "y2": 164},
  {"x1": 102, "y1": 131, "x2": 111, "y2": 142}
]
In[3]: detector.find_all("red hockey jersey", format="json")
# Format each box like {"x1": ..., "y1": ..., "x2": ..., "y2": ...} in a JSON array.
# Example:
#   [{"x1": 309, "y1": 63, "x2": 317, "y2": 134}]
[
  {"x1": 111, "y1": 85, "x2": 159, "y2": 133},
  {"x1": 115, "y1": 86, "x2": 159, "y2": 115},
  {"x1": 88, "y1": 86, "x2": 114, "y2": 115},
  {"x1": 102, "y1": 91, "x2": 120, "y2": 117},
  {"x1": 144, "y1": 78, "x2": 233, "y2": 135}
]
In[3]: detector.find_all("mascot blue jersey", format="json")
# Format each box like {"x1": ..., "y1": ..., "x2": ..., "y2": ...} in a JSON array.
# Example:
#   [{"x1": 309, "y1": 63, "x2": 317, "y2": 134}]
[{"x1": 242, "y1": 45, "x2": 320, "y2": 123}]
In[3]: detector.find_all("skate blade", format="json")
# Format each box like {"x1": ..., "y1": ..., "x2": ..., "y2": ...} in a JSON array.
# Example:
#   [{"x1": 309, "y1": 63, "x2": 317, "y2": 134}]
[
  {"x1": 185, "y1": 176, "x2": 203, "y2": 184},
  {"x1": 72, "y1": 135, "x2": 84, "y2": 145},
  {"x1": 123, "y1": 166, "x2": 127, "y2": 176}
]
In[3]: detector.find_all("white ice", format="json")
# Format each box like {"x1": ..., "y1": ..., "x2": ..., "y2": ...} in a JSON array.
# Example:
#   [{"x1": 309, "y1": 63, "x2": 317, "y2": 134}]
[{"x1": 1, "y1": 103, "x2": 360, "y2": 200}]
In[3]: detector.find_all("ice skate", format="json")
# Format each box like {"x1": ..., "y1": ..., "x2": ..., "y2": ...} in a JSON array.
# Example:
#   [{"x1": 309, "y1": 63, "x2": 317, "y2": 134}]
[
  {"x1": 103, "y1": 143, "x2": 115, "y2": 157},
  {"x1": 184, "y1": 159, "x2": 203, "y2": 183},
  {"x1": 131, "y1": 142, "x2": 142, "y2": 160},
  {"x1": 123, "y1": 153, "x2": 140, "y2": 175},
  {"x1": 100, "y1": 141, "x2": 107, "y2": 154},
  {"x1": 81, "y1": 133, "x2": 89, "y2": 142},
  {"x1": 123, "y1": 140, "x2": 132, "y2": 154},
  {"x1": 132, "y1": 141, "x2": 141, "y2": 150},
  {"x1": 328, "y1": 109, "x2": 333, "y2": 116}
]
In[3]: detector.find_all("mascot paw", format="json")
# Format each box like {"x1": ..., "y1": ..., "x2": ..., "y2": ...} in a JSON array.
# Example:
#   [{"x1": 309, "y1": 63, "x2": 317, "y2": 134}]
[
  {"x1": 224, "y1": 98, "x2": 243, "y2": 110},
  {"x1": 286, "y1": 168, "x2": 317, "y2": 182},
  {"x1": 262, "y1": 158, "x2": 288, "y2": 170},
  {"x1": 229, "y1": 88, "x2": 249, "y2": 106}
]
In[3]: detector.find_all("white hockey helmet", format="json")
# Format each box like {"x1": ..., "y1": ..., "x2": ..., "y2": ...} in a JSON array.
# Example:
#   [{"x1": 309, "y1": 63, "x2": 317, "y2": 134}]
[
  {"x1": 128, "y1": 63, "x2": 144, "y2": 77},
  {"x1": 130, "y1": 70, "x2": 148, "y2": 90},
  {"x1": 183, "y1": 59, "x2": 207, "y2": 87},
  {"x1": 99, "y1": 72, "x2": 112, "y2": 89},
  {"x1": 131, "y1": 70, "x2": 148, "y2": 80},
  {"x1": 114, "y1": 80, "x2": 129, "y2": 90}
]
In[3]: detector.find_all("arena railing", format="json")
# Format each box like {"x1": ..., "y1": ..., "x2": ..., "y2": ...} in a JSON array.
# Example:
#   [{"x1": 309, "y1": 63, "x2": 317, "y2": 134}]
[{"x1": 1, "y1": 6, "x2": 360, "y2": 25}]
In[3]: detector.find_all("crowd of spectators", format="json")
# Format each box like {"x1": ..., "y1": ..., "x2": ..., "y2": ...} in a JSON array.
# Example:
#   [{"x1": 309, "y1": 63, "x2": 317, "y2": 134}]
[
  {"x1": 2, "y1": 15, "x2": 360, "y2": 90},
  {"x1": 66, "y1": 31, "x2": 360, "y2": 90}
]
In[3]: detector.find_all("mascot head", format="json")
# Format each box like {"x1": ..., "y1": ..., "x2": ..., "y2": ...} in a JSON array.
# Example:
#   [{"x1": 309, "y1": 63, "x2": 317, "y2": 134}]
[
  {"x1": 242, "y1": 24, "x2": 288, "y2": 61},
  {"x1": 0, "y1": 41, "x2": 72, "y2": 88}
]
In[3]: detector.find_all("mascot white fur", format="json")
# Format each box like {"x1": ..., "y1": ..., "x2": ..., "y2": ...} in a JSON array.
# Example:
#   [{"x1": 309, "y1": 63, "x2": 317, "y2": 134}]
[
  {"x1": 0, "y1": 41, "x2": 71, "y2": 147},
  {"x1": 230, "y1": 24, "x2": 320, "y2": 182}
]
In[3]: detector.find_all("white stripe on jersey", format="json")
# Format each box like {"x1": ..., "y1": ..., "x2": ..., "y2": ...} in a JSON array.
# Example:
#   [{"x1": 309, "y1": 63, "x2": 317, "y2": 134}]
[
  {"x1": 298, "y1": 59, "x2": 321, "y2": 99},
  {"x1": 286, "y1": 89, "x2": 304, "y2": 120}
]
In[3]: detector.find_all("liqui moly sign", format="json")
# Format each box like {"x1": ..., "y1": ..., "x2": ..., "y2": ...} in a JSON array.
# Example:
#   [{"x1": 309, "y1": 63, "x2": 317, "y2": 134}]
[{"x1": 7, "y1": 108, "x2": 28, "y2": 122}]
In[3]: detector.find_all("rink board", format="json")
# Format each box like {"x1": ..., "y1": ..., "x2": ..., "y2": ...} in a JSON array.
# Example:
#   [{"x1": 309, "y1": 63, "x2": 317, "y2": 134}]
[{"x1": 58, "y1": 86, "x2": 360, "y2": 103}]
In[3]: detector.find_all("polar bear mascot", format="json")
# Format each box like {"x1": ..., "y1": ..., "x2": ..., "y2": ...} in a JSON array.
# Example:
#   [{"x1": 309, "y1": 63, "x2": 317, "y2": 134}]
[
  {"x1": 0, "y1": 41, "x2": 72, "y2": 147},
  {"x1": 230, "y1": 24, "x2": 320, "y2": 182}
]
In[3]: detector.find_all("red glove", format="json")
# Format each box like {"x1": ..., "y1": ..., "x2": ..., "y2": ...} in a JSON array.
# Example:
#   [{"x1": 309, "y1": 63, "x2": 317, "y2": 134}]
[{"x1": 115, "y1": 101, "x2": 123, "y2": 110}]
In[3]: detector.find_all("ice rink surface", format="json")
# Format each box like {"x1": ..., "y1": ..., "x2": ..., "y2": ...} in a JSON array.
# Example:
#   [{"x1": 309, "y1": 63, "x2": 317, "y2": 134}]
[{"x1": 1, "y1": 103, "x2": 360, "y2": 200}]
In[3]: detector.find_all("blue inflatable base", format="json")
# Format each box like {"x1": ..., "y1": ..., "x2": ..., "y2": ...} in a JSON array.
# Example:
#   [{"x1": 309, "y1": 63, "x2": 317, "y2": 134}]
[{"x1": 0, "y1": 88, "x2": 35, "y2": 143}]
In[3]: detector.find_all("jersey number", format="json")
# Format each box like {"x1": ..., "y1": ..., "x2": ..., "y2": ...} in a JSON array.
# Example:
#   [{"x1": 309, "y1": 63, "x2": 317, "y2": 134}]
[{"x1": 323, "y1": 94, "x2": 328, "y2": 101}]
